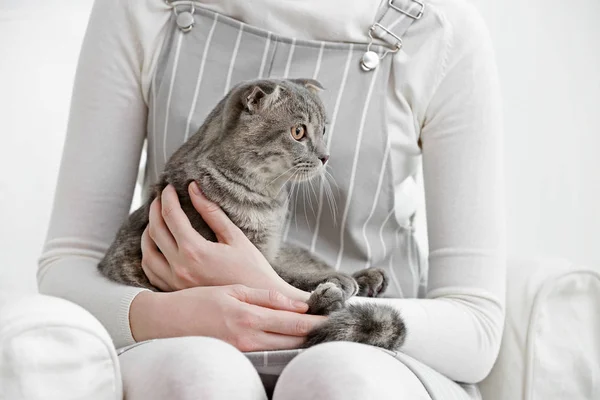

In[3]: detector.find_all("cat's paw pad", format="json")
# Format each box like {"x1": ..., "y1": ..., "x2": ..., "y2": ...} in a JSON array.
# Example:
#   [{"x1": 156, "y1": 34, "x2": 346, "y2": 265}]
[
  {"x1": 352, "y1": 268, "x2": 389, "y2": 297},
  {"x1": 307, "y1": 282, "x2": 345, "y2": 315},
  {"x1": 326, "y1": 273, "x2": 359, "y2": 299}
]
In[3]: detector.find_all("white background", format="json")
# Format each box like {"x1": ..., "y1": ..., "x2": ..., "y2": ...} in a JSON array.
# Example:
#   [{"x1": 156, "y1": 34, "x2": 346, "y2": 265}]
[{"x1": 1, "y1": 0, "x2": 599, "y2": 292}]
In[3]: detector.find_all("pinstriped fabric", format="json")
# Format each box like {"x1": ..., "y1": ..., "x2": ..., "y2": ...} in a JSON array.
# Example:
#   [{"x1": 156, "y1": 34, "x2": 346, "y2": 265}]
[
  {"x1": 361, "y1": 144, "x2": 391, "y2": 269},
  {"x1": 333, "y1": 64, "x2": 381, "y2": 270},
  {"x1": 312, "y1": 42, "x2": 324, "y2": 79},
  {"x1": 145, "y1": 4, "x2": 478, "y2": 399},
  {"x1": 388, "y1": 242, "x2": 404, "y2": 297},
  {"x1": 162, "y1": 33, "x2": 183, "y2": 163},
  {"x1": 184, "y1": 13, "x2": 218, "y2": 142},
  {"x1": 310, "y1": 44, "x2": 353, "y2": 253},
  {"x1": 257, "y1": 32, "x2": 271, "y2": 78},
  {"x1": 224, "y1": 24, "x2": 244, "y2": 94},
  {"x1": 147, "y1": 6, "x2": 421, "y2": 299},
  {"x1": 149, "y1": 60, "x2": 159, "y2": 182},
  {"x1": 378, "y1": 208, "x2": 396, "y2": 262},
  {"x1": 282, "y1": 39, "x2": 296, "y2": 78}
]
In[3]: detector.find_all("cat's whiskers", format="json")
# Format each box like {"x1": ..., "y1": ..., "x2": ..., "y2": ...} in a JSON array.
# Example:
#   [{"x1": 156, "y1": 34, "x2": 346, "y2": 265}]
[
  {"x1": 285, "y1": 169, "x2": 302, "y2": 232},
  {"x1": 307, "y1": 171, "x2": 319, "y2": 218},
  {"x1": 293, "y1": 171, "x2": 302, "y2": 232},
  {"x1": 323, "y1": 167, "x2": 340, "y2": 224},
  {"x1": 274, "y1": 166, "x2": 299, "y2": 197},
  {"x1": 284, "y1": 162, "x2": 324, "y2": 233},
  {"x1": 296, "y1": 163, "x2": 318, "y2": 216},
  {"x1": 324, "y1": 167, "x2": 340, "y2": 194},
  {"x1": 322, "y1": 173, "x2": 339, "y2": 226},
  {"x1": 302, "y1": 170, "x2": 311, "y2": 230},
  {"x1": 275, "y1": 178, "x2": 293, "y2": 200},
  {"x1": 267, "y1": 165, "x2": 297, "y2": 189}
]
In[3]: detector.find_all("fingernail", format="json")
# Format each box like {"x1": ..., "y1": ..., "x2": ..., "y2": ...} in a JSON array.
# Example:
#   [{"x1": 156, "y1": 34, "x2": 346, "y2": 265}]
[
  {"x1": 293, "y1": 300, "x2": 308, "y2": 309},
  {"x1": 191, "y1": 181, "x2": 201, "y2": 195}
]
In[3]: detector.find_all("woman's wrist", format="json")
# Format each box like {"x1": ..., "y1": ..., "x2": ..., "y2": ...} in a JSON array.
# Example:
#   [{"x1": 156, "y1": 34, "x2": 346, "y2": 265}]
[{"x1": 129, "y1": 290, "x2": 168, "y2": 342}]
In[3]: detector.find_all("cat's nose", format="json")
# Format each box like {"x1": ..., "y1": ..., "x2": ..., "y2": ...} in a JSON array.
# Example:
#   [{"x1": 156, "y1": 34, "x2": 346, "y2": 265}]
[{"x1": 319, "y1": 155, "x2": 330, "y2": 165}]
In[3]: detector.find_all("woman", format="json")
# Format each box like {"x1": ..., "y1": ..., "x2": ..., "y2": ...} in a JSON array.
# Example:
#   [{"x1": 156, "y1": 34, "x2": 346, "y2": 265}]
[{"x1": 38, "y1": 0, "x2": 506, "y2": 398}]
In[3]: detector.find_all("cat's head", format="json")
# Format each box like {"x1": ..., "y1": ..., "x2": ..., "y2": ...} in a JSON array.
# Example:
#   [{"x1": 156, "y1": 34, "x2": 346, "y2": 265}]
[{"x1": 219, "y1": 78, "x2": 329, "y2": 191}]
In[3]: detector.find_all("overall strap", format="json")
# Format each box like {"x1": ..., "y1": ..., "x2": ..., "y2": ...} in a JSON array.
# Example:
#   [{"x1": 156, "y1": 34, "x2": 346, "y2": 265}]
[{"x1": 360, "y1": 0, "x2": 425, "y2": 71}]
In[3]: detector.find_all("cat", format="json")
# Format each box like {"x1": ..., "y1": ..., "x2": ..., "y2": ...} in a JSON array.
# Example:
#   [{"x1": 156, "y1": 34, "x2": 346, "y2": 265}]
[{"x1": 98, "y1": 78, "x2": 406, "y2": 351}]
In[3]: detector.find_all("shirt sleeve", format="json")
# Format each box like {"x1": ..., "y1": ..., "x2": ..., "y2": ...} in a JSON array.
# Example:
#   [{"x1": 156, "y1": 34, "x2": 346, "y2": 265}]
[
  {"x1": 350, "y1": 4, "x2": 507, "y2": 384},
  {"x1": 37, "y1": 0, "x2": 164, "y2": 348}
]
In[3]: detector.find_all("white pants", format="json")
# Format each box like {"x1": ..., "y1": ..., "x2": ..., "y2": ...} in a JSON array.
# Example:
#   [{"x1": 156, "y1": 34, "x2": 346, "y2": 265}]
[
  {"x1": 0, "y1": 293, "x2": 476, "y2": 400},
  {"x1": 118, "y1": 337, "x2": 453, "y2": 400}
]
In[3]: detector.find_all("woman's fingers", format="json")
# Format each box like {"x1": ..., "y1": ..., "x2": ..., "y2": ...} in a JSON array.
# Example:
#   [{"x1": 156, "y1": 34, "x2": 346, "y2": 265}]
[
  {"x1": 230, "y1": 286, "x2": 324, "y2": 337},
  {"x1": 140, "y1": 226, "x2": 173, "y2": 291},
  {"x1": 232, "y1": 286, "x2": 308, "y2": 313},
  {"x1": 253, "y1": 306, "x2": 326, "y2": 337},
  {"x1": 188, "y1": 181, "x2": 241, "y2": 244},
  {"x1": 160, "y1": 185, "x2": 204, "y2": 246},
  {"x1": 148, "y1": 197, "x2": 177, "y2": 258}
]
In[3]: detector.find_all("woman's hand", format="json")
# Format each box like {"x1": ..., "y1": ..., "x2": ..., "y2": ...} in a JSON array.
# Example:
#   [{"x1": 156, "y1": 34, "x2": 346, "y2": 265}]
[
  {"x1": 141, "y1": 182, "x2": 309, "y2": 302},
  {"x1": 130, "y1": 285, "x2": 325, "y2": 351}
]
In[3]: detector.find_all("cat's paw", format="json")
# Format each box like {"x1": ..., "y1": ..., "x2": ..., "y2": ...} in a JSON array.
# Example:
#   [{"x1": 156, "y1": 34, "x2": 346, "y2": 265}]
[
  {"x1": 352, "y1": 268, "x2": 389, "y2": 297},
  {"x1": 307, "y1": 282, "x2": 345, "y2": 316},
  {"x1": 304, "y1": 304, "x2": 406, "y2": 351},
  {"x1": 325, "y1": 273, "x2": 359, "y2": 299}
]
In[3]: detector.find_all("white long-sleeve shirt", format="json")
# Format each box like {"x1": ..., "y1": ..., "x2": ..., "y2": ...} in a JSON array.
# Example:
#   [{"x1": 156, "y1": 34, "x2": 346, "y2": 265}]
[{"x1": 38, "y1": 0, "x2": 506, "y2": 384}]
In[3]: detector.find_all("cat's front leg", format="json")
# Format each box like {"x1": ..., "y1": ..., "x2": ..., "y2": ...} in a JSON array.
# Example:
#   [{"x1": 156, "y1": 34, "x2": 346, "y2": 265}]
[
  {"x1": 306, "y1": 282, "x2": 345, "y2": 315},
  {"x1": 352, "y1": 267, "x2": 389, "y2": 297},
  {"x1": 306, "y1": 268, "x2": 389, "y2": 315},
  {"x1": 272, "y1": 246, "x2": 358, "y2": 299}
]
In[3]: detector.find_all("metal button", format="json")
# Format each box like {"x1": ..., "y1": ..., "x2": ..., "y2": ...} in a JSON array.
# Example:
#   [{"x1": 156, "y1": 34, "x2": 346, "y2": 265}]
[
  {"x1": 360, "y1": 51, "x2": 380, "y2": 71},
  {"x1": 176, "y1": 11, "x2": 195, "y2": 33}
]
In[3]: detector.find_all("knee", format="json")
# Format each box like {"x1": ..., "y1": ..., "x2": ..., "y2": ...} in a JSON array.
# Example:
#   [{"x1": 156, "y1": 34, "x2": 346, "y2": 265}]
[
  {"x1": 120, "y1": 337, "x2": 266, "y2": 400},
  {"x1": 0, "y1": 292, "x2": 121, "y2": 399},
  {"x1": 274, "y1": 342, "x2": 427, "y2": 400},
  {"x1": 139, "y1": 336, "x2": 251, "y2": 377}
]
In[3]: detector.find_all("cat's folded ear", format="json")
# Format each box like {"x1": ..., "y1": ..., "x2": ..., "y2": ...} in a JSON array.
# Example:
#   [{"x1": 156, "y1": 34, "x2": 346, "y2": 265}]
[
  {"x1": 244, "y1": 84, "x2": 283, "y2": 113},
  {"x1": 289, "y1": 78, "x2": 325, "y2": 94}
]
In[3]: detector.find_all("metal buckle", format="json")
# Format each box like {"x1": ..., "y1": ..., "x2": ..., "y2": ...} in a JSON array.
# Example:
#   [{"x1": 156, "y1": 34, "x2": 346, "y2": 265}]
[
  {"x1": 360, "y1": 23, "x2": 402, "y2": 71},
  {"x1": 370, "y1": 23, "x2": 403, "y2": 52},
  {"x1": 164, "y1": 0, "x2": 193, "y2": 6},
  {"x1": 388, "y1": 0, "x2": 425, "y2": 20}
]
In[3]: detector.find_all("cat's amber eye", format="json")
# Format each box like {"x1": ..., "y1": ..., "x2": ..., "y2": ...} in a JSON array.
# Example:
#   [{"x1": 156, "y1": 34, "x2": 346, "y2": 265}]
[{"x1": 291, "y1": 124, "x2": 306, "y2": 140}]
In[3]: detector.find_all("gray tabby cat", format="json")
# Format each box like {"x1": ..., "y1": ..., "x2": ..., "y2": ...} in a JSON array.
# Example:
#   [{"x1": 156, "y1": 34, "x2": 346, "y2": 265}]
[{"x1": 98, "y1": 78, "x2": 406, "y2": 351}]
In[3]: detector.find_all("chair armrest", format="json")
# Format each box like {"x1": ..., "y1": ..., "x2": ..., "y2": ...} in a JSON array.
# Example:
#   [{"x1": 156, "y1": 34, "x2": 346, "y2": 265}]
[
  {"x1": 480, "y1": 257, "x2": 600, "y2": 400},
  {"x1": 0, "y1": 292, "x2": 122, "y2": 400}
]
